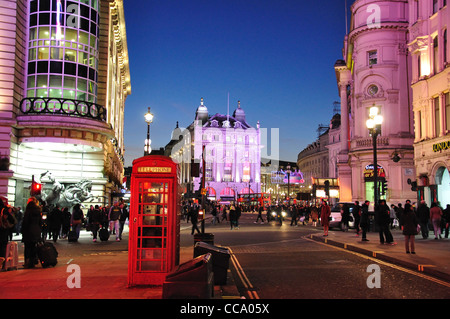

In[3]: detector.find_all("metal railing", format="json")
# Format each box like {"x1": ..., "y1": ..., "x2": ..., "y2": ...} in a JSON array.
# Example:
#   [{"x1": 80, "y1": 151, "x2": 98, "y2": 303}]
[{"x1": 20, "y1": 97, "x2": 106, "y2": 122}]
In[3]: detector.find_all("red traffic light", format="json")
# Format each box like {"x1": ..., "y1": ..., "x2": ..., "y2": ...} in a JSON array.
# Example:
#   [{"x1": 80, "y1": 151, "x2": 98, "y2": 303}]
[{"x1": 31, "y1": 181, "x2": 42, "y2": 196}]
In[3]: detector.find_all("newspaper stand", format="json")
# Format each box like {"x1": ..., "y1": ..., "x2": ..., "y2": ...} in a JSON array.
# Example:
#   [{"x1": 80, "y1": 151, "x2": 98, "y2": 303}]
[{"x1": 128, "y1": 156, "x2": 180, "y2": 286}]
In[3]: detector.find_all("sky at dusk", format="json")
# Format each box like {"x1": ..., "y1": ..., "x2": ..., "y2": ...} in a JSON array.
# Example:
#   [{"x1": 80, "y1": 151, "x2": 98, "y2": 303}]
[{"x1": 122, "y1": 0, "x2": 353, "y2": 167}]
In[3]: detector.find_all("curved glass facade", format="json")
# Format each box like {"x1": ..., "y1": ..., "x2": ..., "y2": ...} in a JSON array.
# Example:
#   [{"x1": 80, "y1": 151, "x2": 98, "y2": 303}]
[{"x1": 27, "y1": 0, "x2": 99, "y2": 103}]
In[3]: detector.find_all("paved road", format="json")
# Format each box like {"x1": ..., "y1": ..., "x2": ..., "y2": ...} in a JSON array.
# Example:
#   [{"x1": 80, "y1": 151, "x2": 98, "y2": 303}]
[{"x1": 180, "y1": 213, "x2": 450, "y2": 299}]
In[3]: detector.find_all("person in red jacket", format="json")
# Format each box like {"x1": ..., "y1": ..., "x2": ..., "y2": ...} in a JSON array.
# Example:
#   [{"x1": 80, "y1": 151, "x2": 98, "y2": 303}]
[
  {"x1": 430, "y1": 202, "x2": 443, "y2": 240},
  {"x1": 320, "y1": 200, "x2": 331, "y2": 236}
]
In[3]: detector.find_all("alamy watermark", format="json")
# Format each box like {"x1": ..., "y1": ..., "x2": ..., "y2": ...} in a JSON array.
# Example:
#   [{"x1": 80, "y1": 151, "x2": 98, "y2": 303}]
[
  {"x1": 367, "y1": 4, "x2": 381, "y2": 29},
  {"x1": 67, "y1": 264, "x2": 81, "y2": 288}
]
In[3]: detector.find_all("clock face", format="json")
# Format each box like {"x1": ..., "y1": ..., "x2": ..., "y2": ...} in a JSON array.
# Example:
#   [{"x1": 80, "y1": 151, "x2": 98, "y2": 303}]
[{"x1": 368, "y1": 85, "x2": 379, "y2": 96}]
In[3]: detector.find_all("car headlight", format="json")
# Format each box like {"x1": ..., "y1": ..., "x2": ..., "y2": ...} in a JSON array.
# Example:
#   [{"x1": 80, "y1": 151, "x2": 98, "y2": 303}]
[
  {"x1": 271, "y1": 212, "x2": 276, "y2": 217},
  {"x1": 281, "y1": 211, "x2": 287, "y2": 217}
]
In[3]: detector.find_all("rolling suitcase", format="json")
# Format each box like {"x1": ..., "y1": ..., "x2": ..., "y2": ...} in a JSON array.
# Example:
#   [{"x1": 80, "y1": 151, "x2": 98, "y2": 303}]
[
  {"x1": 68, "y1": 229, "x2": 78, "y2": 242},
  {"x1": 37, "y1": 241, "x2": 58, "y2": 268},
  {"x1": 3, "y1": 242, "x2": 19, "y2": 271},
  {"x1": 99, "y1": 227, "x2": 109, "y2": 242}
]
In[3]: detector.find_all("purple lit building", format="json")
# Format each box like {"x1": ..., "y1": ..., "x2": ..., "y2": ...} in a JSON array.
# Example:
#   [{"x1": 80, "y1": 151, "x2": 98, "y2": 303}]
[{"x1": 167, "y1": 98, "x2": 261, "y2": 202}]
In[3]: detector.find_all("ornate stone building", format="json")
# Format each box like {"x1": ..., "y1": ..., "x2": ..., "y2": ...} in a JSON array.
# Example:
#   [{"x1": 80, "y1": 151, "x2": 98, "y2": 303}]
[
  {"x1": 334, "y1": 0, "x2": 416, "y2": 206},
  {"x1": 408, "y1": 0, "x2": 450, "y2": 207},
  {"x1": 0, "y1": 0, "x2": 130, "y2": 207},
  {"x1": 168, "y1": 98, "x2": 261, "y2": 202}
]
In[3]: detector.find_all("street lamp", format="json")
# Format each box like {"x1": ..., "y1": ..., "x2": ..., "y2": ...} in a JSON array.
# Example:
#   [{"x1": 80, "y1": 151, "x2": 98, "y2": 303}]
[
  {"x1": 144, "y1": 107, "x2": 154, "y2": 155},
  {"x1": 366, "y1": 105, "x2": 383, "y2": 208},
  {"x1": 286, "y1": 165, "x2": 291, "y2": 202}
]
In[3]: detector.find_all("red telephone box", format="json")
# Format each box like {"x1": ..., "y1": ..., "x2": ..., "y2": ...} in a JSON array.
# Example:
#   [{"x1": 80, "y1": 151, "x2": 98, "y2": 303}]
[{"x1": 128, "y1": 156, "x2": 180, "y2": 286}]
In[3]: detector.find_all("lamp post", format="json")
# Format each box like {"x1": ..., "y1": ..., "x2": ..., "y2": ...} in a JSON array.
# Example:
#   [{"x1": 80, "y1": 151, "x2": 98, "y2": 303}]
[
  {"x1": 144, "y1": 107, "x2": 154, "y2": 156},
  {"x1": 366, "y1": 105, "x2": 383, "y2": 208},
  {"x1": 286, "y1": 165, "x2": 291, "y2": 203}
]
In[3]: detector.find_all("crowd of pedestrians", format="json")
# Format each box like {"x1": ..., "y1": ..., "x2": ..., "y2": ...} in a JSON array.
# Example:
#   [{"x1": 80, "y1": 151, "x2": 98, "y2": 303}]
[
  {"x1": 182, "y1": 197, "x2": 449, "y2": 256},
  {"x1": 0, "y1": 196, "x2": 129, "y2": 270}
]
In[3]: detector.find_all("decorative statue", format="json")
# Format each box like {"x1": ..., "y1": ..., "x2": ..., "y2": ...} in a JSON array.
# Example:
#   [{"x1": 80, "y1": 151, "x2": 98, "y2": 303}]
[{"x1": 39, "y1": 171, "x2": 93, "y2": 209}]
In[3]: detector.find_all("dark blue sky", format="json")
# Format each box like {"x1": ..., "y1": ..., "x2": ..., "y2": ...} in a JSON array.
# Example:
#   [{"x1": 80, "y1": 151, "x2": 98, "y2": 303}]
[{"x1": 123, "y1": 0, "x2": 351, "y2": 166}]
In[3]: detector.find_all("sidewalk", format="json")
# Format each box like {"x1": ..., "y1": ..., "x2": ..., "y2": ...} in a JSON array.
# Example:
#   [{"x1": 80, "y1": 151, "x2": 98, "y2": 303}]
[
  {"x1": 0, "y1": 230, "x2": 240, "y2": 299},
  {"x1": 308, "y1": 228, "x2": 450, "y2": 282}
]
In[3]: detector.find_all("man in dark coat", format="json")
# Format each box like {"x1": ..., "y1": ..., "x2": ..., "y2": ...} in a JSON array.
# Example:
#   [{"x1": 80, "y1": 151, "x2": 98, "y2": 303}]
[
  {"x1": 376, "y1": 200, "x2": 394, "y2": 245},
  {"x1": 416, "y1": 200, "x2": 430, "y2": 239},
  {"x1": 360, "y1": 200, "x2": 370, "y2": 241},
  {"x1": 21, "y1": 197, "x2": 42, "y2": 268},
  {"x1": 47, "y1": 205, "x2": 63, "y2": 243}
]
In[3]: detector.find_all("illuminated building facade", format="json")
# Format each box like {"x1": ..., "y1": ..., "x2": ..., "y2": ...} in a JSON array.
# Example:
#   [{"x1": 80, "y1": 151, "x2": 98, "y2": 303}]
[
  {"x1": 408, "y1": 0, "x2": 450, "y2": 207},
  {"x1": 168, "y1": 98, "x2": 261, "y2": 202},
  {"x1": 0, "y1": 0, "x2": 130, "y2": 207},
  {"x1": 334, "y1": 0, "x2": 416, "y2": 206}
]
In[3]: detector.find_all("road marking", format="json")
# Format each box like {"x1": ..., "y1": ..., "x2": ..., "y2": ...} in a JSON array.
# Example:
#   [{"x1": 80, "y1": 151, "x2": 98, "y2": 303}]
[
  {"x1": 227, "y1": 247, "x2": 259, "y2": 299},
  {"x1": 304, "y1": 235, "x2": 450, "y2": 288}
]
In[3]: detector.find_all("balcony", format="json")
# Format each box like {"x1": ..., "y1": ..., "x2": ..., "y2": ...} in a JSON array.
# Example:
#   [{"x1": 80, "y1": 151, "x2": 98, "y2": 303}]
[{"x1": 20, "y1": 97, "x2": 106, "y2": 122}]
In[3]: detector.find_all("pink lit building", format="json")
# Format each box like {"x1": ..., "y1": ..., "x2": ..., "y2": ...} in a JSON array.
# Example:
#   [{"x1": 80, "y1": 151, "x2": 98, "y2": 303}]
[
  {"x1": 0, "y1": 0, "x2": 130, "y2": 207},
  {"x1": 168, "y1": 98, "x2": 261, "y2": 202},
  {"x1": 408, "y1": 0, "x2": 450, "y2": 207},
  {"x1": 335, "y1": 0, "x2": 416, "y2": 206}
]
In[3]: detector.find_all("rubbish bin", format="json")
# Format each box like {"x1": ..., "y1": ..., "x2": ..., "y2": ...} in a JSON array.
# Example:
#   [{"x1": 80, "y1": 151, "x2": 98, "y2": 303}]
[
  {"x1": 194, "y1": 242, "x2": 230, "y2": 285},
  {"x1": 194, "y1": 232, "x2": 214, "y2": 246},
  {"x1": 162, "y1": 253, "x2": 214, "y2": 299}
]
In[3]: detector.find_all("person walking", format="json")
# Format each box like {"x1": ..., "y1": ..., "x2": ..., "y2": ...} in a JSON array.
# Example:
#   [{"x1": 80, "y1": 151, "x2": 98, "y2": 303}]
[
  {"x1": 353, "y1": 201, "x2": 361, "y2": 236},
  {"x1": 401, "y1": 203, "x2": 419, "y2": 254},
  {"x1": 442, "y1": 204, "x2": 450, "y2": 239},
  {"x1": 389, "y1": 204, "x2": 397, "y2": 229},
  {"x1": 416, "y1": 200, "x2": 430, "y2": 239},
  {"x1": 311, "y1": 205, "x2": 319, "y2": 227},
  {"x1": 47, "y1": 205, "x2": 62, "y2": 243},
  {"x1": 87, "y1": 205, "x2": 103, "y2": 242},
  {"x1": 255, "y1": 205, "x2": 265, "y2": 224},
  {"x1": 61, "y1": 207, "x2": 71, "y2": 239},
  {"x1": 118, "y1": 203, "x2": 129, "y2": 240},
  {"x1": 290, "y1": 205, "x2": 298, "y2": 226},
  {"x1": 360, "y1": 200, "x2": 370, "y2": 241},
  {"x1": 108, "y1": 202, "x2": 122, "y2": 241},
  {"x1": 430, "y1": 202, "x2": 443, "y2": 240},
  {"x1": 341, "y1": 203, "x2": 350, "y2": 232},
  {"x1": 21, "y1": 197, "x2": 42, "y2": 269},
  {"x1": 190, "y1": 203, "x2": 201, "y2": 235},
  {"x1": 229, "y1": 204, "x2": 237, "y2": 230},
  {"x1": 376, "y1": 200, "x2": 395, "y2": 245},
  {"x1": 320, "y1": 200, "x2": 331, "y2": 236},
  {"x1": 0, "y1": 199, "x2": 16, "y2": 267},
  {"x1": 71, "y1": 204, "x2": 84, "y2": 240}
]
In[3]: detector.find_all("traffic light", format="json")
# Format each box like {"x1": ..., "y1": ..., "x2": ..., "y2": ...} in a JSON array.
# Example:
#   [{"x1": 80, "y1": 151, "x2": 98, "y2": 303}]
[
  {"x1": 381, "y1": 180, "x2": 388, "y2": 195},
  {"x1": 324, "y1": 180, "x2": 330, "y2": 197},
  {"x1": 30, "y1": 181, "x2": 42, "y2": 196}
]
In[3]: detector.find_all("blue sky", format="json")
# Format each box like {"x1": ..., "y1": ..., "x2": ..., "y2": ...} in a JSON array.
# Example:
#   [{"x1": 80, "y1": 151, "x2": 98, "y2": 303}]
[{"x1": 123, "y1": 0, "x2": 351, "y2": 166}]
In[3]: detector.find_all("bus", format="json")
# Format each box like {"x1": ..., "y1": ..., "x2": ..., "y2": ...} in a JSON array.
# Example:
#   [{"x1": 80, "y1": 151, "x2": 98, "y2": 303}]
[{"x1": 237, "y1": 193, "x2": 271, "y2": 207}]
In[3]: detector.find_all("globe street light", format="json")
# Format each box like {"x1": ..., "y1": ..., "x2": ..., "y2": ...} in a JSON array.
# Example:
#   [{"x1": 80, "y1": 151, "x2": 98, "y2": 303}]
[
  {"x1": 144, "y1": 107, "x2": 154, "y2": 155},
  {"x1": 366, "y1": 105, "x2": 383, "y2": 208}
]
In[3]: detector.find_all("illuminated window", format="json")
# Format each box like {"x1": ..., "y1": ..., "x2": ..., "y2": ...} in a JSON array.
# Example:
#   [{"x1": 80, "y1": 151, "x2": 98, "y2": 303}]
[
  {"x1": 445, "y1": 92, "x2": 450, "y2": 131},
  {"x1": 434, "y1": 36, "x2": 439, "y2": 73},
  {"x1": 435, "y1": 96, "x2": 441, "y2": 137},
  {"x1": 433, "y1": 0, "x2": 439, "y2": 14},
  {"x1": 368, "y1": 50, "x2": 377, "y2": 66}
]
